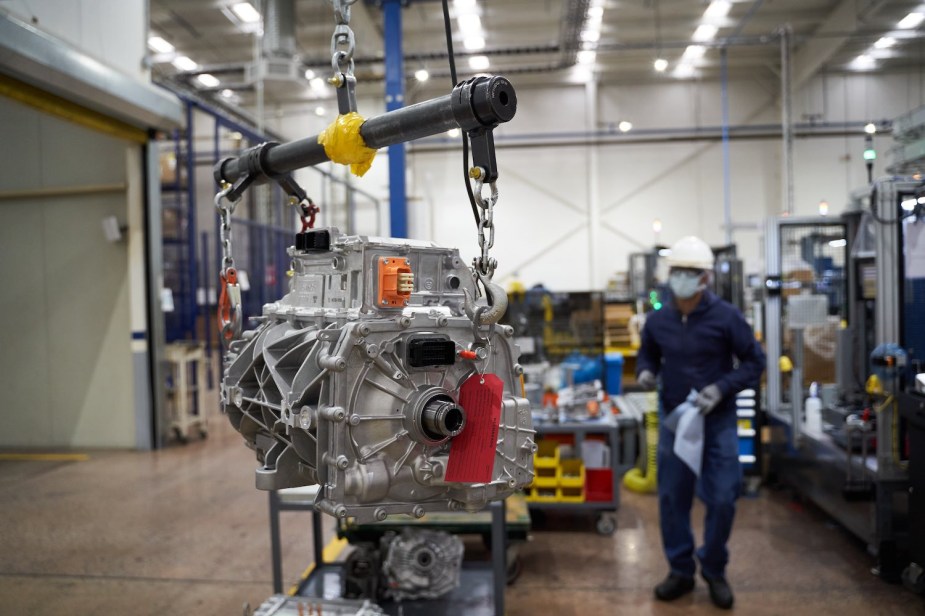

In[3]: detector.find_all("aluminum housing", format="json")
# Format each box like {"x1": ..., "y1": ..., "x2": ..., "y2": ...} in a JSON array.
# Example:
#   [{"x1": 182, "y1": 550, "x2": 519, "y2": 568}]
[{"x1": 222, "y1": 229, "x2": 535, "y2": 522}]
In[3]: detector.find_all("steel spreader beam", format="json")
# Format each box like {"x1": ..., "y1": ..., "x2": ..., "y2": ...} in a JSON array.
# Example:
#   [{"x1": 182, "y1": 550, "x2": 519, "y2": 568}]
[{"x1": 213, "y1": 75, "x2": 517, "y2": 188}]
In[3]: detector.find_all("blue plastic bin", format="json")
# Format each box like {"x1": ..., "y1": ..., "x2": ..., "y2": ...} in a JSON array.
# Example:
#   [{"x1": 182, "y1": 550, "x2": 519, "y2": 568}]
[
  {"x1": 560, "y1": 353, "x2": 603, "y2": 387},
  {"x1": 604, "y1": 352, "x2": 624, "y2": 395}
]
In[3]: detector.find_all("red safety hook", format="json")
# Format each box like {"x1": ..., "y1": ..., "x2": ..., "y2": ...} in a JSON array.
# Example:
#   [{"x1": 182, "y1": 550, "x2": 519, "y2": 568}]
[
  {"x1": 218, "y1": 267, "x2": 240, "y2": 342},
  {"x1": 300, "y1": 198, "x2": 320, "y2": 232}
]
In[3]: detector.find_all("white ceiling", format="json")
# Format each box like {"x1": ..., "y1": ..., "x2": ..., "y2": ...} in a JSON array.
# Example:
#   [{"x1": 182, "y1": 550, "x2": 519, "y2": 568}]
[{"x1": 149, "y1": 0, "x2": 925, "y2": 106}]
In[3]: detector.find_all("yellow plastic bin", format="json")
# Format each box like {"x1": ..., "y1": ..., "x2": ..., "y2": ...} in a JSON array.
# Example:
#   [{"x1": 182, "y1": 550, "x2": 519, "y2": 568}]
[
  {"x1": 557, "y1": 486, "x2": 585, "y2": 503},
  {"x1": 534, "y1": 439, "x2": 560, "y2": 468},
  {"x1": 558, "y1": 459, "x2": 586, "y2": 489}
]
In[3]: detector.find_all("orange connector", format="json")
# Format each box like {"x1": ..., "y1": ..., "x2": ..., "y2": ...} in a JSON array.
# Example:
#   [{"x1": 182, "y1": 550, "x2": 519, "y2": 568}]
[{"x1": 377, "y1": 256, "x2": 413, "y2": 308}]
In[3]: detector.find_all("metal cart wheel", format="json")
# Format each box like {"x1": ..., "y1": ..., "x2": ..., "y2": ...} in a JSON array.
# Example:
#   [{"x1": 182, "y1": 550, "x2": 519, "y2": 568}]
[{"x1": 595, "y1": 513, "x2": 617, "y2": 536}]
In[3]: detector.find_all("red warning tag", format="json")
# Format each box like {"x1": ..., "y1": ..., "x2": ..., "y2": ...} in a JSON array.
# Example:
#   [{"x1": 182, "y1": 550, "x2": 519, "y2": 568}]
[{"x1": 445, "y1": 373, "x2": 504, "y2": 484}]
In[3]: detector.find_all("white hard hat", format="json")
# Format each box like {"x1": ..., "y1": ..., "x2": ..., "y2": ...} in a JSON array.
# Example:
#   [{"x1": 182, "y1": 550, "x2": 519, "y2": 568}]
[{"x1": 666, "y1": 236, "x2": 715, "y2": 270}]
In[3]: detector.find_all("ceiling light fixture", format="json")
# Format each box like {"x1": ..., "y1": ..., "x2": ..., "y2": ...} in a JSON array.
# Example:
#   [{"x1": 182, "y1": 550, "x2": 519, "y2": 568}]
[
  {"x1": 654, "y1": 58, "x2": 668, "y2": 72},
  {"x1": 148, "y1": 36, "x2": 174, "y2": 54},
  {"x1": 901, "y1": 198, "x2": 918, "y2": 211},
  {"x1": 415, "y1": 68, "x2": 430, "y2": 82},
  {"x1": 172, "y1": 55, "x2": 198, "y2": 71},
  {"x1": 618, "y1": 121, "x2": 633, "y2": 132},
  {"x1": 588, "y1": 6, "x2": 604, "y2": 20},
  {"x1": 898, "y1": 12, "x2": 924, "y2": 29},
  {"x1": 230, "y1": 2, "x2": 261, "y2": 23},
  {"x1": 852, "y1": 53, "x2": 876, "y2": 70},
  {"x1": 304, "y1": 68, "x2": 315, "y2": 80},
  {"x1": 196, "y1": 73, "x2": 220, "y2": 88},
  {"x1": 220, "y1": 89, "x2": 235, "y2": 98},
  {"x1": 692, "y1": 24, "x2": 718, "y2": 42},
  {"x1": 682, "y1": 44, "x2": 706, "y2": 60},
  {"x1": 865, "y1": 122, "x2": 877, "y2": 134},
  {"x1": 464, "y1": 36, "x2": 486, "y2": 50},
  {"x1": 447, "y1": 128, "x2": 461, "y2": 138},
  {"x1": 577, "y1": 50, "x2": 596, "y2": 64},
  {"x1": 453, "y1": 0, "x2": 477, "y2": 10},
  {"x1": 469, "y1": 55, "x2": 490, "y2": 70},
  {"x1": 457, "y1": 13, "x2": 482, "y2": 34},
  {"x1": 572, "y1": 66, "x2": 593, "y2": 82},
  {"x1": 310, "y1": 77, "x2": 327, "y2": 92},
  {"x1": 874, "y1": 36, "x2": 896, "y2": 49},
  {"x1": 315, "y1": 106, "x2": 326, "y2": 117},
  {"x1": 828, "y1": 239, "x2": 847, "y2": 248},
  {"x1": 703, "y1": 0, "x2": 731, "y2": 21},
  {"x1": 581, "y1": 29, "x2": 601, "y2": 42},
  {"x1": 674, "y1": 63, "x2": 695, "y2": 78}
]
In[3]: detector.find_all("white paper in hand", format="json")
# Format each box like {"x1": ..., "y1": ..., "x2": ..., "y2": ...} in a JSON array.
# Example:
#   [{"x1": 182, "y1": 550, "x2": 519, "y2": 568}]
[
  {"x1": 663, "y1": 389, "x2": 697, "y2": 434},
  {"x1": 671, "y1": 390, "x2": 705, "y2": 477}
]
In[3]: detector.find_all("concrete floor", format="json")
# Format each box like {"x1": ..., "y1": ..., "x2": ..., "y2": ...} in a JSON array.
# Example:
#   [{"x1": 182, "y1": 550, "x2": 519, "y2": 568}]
[{"x1": 0, "y1": 419, "x2": 921, "y2": 615}]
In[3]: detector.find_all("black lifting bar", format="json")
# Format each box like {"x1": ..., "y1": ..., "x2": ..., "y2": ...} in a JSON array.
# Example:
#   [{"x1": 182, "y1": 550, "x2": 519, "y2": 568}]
[{"x1": 213, "y1": 75, "x2": 517, "y2": 198}]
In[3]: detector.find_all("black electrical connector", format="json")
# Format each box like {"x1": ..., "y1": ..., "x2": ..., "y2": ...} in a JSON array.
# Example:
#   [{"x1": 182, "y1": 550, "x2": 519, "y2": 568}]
[
  {"x1": 407, "y1": 336, "x2": 456, "y2": 368},
  {"x1": 295, "y1": 229, "x2": 332, "y2": 252}
]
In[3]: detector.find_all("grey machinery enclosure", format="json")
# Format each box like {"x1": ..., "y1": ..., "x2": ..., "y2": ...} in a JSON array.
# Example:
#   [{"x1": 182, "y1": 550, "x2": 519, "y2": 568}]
[{"x1": 764, "y1": 178, "x2": 920, "y2": 578}]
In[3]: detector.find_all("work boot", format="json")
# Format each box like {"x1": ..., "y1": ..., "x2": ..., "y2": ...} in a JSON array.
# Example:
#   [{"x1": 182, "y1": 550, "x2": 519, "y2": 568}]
[
  {"x1": 654, "y1": 573, "x2": 695, "y2": 601},
  {"x1": 702, "y1": 574, "x2": 734, "y2": 609}
]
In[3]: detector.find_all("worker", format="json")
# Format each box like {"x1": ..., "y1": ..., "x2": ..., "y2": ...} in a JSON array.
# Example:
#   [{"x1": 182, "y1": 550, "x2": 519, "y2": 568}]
[{"x1": 636, "y1": 236, "x2": 766, "y2": 610}]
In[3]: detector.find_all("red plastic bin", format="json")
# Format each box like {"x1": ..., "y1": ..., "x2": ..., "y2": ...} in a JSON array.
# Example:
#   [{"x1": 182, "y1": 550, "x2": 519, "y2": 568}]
[{"x1": 585, "y1": 468, "x2": 614, "y2": 502}]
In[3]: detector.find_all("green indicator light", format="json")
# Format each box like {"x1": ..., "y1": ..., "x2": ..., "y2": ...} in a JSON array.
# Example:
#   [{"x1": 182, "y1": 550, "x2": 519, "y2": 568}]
[{"x1": 864, "y1": 148, "x2": 876, "y2": 161}]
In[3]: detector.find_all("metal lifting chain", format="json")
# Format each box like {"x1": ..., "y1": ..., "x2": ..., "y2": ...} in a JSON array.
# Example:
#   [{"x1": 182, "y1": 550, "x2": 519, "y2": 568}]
[
  {"x1": 470, "y1": 167, "x2": 500, "y2": 281},
  {"x1": 215, "y1": 185, "x2": 242, "y2": 345},
  {"x1": 329, "y1": 0, "x2": 356, "y2": 75},
  {"x1": 328, "y1": 0, "x2": 358, "y2": 114}
]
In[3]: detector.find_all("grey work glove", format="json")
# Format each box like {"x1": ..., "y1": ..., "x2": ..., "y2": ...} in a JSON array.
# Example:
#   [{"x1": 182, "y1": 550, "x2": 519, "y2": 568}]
[
  {"x1": 696, "y1": 384, "x2": 723, "y2": 415},
  {"x1": 637, "y1": 370, "x2": 657, "y2": 391}
]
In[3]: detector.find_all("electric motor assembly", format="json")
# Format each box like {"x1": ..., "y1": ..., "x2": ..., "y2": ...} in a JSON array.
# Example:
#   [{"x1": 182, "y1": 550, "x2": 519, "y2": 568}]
[{"x1": 221, "y1": 228, "x2": 536, "y2": 522}]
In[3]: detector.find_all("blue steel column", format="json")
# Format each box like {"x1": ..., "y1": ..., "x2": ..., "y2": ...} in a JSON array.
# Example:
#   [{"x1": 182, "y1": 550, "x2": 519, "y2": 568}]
[
  {"x1": 185, "y1": 102, "x2": 199, "y2": 339},
  {"x1": 382, "y1": 0, "x2": 408, "y2": 238},
  {"x1": 720, "y1": 47, "x2": 732, "y2": 245}
]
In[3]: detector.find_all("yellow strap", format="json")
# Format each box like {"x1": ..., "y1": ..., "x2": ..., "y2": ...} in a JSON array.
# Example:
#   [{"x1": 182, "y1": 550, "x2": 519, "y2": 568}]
[
  {"x1": 317, "y1": 112, "x2": 377, "y2": 177},
  {"x1": 0, "y1": 73, "x2": 146, "y2": 144},
  {"x1": 0, "y1": 453, "x2": 90, "y2": 462}
]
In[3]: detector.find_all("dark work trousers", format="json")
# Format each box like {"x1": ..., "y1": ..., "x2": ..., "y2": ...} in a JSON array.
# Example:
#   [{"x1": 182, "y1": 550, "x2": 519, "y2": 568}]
[{"x1": 657, "y1": 418, "x2": 741, "y2": 580}]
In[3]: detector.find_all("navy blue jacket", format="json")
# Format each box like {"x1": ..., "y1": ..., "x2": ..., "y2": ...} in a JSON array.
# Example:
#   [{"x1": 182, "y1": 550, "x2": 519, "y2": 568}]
[{"x1": 637, "y1": 291, "x2": 766, "y2": 425}]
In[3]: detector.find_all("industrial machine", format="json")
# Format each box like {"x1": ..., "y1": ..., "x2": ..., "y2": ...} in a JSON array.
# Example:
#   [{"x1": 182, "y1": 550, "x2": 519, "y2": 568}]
[
  {"x1": 342, "y1": 529, "x2": 464, "y2": 602},
  {"x1": 766, "y1": 177, "x2": 924, "y2": 581},
  {"x1": 221, "y1": 229, "x2": 536, "y2": 522},
  {"x1": 899, "y1": 385, "x2": 925, "y2": 594},
  {"x1": 712, "y1": 244, "x2": 745, "y2": 311}
]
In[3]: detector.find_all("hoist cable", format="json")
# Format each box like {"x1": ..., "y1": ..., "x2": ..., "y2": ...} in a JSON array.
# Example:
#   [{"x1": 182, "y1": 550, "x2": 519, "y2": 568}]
[{"x1": 441, "y1": 0, "x2": 480, "y2": 228}]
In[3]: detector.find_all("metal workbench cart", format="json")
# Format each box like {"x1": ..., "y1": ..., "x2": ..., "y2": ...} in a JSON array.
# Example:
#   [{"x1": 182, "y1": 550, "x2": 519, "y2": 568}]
[
  {"x1": 527, "y1": 406, "x2": 640, "y2": 535},
  {"x1": 267, "y1": 488, "x2": 528, "y2": 616}
]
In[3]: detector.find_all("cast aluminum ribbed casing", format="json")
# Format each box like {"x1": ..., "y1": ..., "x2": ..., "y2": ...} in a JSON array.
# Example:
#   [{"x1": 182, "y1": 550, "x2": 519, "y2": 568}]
[{"x1": 221, "y1": 229, "x2": 535, "y2": 522}]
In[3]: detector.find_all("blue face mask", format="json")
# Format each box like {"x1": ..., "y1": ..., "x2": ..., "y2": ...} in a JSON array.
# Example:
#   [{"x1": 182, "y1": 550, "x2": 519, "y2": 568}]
[{"x1": 668, "y1": 271, "x2": 704, "y2": 299}]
